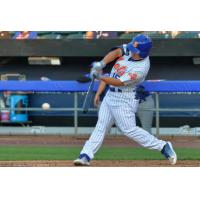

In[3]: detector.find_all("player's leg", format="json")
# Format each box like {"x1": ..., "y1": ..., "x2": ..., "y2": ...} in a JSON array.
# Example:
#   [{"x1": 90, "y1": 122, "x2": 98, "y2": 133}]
[
  {"x1": 113, "y1": 99, "x2": 165, "y2": 150},
  {"x1": 74, "y1": 98, "x2": 114, "y2": 166},
  {"x1": 112, "y1": 98, "x2": 177, "y2": 165},
  {"x1": 137, "y1": 96, "x2": 154, "y2": 134}
]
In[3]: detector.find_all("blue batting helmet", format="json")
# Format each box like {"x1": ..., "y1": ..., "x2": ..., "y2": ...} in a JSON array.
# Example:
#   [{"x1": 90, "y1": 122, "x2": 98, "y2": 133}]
[{"x1": 127, "y1": 34, "x2": 152, "y2": 58}]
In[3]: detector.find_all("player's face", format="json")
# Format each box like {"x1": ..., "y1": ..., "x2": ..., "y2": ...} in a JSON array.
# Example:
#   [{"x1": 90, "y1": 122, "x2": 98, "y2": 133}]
[
  {"x1": 131, "y1": 53, "x2": 141, "y2": 60},
  {"x1": 133, "y1": 42, "x2": 138, "y2": 48}
]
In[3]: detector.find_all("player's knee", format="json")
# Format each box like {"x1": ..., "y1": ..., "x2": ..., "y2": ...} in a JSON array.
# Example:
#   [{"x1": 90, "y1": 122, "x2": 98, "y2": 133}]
[{"x1": 123, "y1": 126, "x2": 140, "y2": 136}]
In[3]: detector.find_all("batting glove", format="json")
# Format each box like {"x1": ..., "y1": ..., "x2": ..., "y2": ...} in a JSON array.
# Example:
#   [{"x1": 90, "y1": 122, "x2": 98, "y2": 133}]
[{"x1": 91, "y1": 60, "x2": 106, "y2": 70}]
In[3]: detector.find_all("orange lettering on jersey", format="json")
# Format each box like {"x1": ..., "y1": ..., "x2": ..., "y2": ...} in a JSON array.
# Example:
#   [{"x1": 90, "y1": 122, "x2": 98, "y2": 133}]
[
  {"x1": 128, "y1": 73, "x2": 138, "y2": 80},
  {"x1": 113, "y1": 63, "x2": 120, "y2": 70},
  {"x1": 116, "y1": 66, "x2": 126, "y2": 76}
]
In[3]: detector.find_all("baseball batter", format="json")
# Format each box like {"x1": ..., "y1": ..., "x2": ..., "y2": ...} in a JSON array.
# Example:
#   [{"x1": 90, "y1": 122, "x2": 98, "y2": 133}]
[{"x1": 74, "y1": 34, "x2": 177, "y2": 166}]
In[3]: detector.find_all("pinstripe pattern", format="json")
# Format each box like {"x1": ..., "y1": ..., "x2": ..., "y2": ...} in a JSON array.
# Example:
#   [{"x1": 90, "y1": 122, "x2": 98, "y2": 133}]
[
  {"x1": 79, "y1": 46, "x2": 167, "y2": 160},
  {"x1": 108, "y1": 92, "x2": 165, "y2": 150},
  {"x1": 80, "y1": 98, "x2": 114, "y2": 159}
]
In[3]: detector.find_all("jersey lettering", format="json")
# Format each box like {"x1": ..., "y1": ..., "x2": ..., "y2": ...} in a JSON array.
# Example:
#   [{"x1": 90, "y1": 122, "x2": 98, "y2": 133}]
[
  {"x1": 112, "y1": 73, "x2": 120, "y2": 79},
  {"x1": 116, "y1": 66, "x2": 126, "y2": 76},
  {"x1": 113, "y1": 63, "x2": 120, "y2": 70}
]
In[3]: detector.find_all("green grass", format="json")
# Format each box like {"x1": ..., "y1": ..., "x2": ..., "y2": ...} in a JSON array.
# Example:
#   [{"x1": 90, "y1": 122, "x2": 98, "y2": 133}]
[{"x1": 0, "y1": 146, "x2": 199, "y2": 161}]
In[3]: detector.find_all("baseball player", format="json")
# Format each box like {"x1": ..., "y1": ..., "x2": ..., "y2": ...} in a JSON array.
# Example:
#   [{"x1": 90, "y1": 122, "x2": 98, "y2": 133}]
[{"x1": 74, "y1": 34, "x2": 177, "y2": 166}]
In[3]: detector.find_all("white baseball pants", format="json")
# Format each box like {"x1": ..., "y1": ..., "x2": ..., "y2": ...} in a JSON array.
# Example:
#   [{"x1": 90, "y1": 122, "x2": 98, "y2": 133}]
[{"x1": 80, "y1": 91, "x2": 166, "y2": 160}]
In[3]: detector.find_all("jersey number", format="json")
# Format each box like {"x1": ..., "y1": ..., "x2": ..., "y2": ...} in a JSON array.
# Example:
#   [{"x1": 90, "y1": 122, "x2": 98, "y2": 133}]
[{"x1": 112, "y1": 73, "x2": 120, "y2": 79}]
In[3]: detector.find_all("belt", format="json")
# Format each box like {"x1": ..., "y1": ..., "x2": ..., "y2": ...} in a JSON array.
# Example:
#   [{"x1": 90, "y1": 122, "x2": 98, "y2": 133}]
[{"x1": 109, "y1": 87, "x2": 136, "y2": 93}]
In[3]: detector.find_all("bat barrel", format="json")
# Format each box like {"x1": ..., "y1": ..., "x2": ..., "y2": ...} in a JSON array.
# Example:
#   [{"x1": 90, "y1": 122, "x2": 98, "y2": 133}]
[{"x1": 82, "y1": 77, "x2": 95, "y2": 114}]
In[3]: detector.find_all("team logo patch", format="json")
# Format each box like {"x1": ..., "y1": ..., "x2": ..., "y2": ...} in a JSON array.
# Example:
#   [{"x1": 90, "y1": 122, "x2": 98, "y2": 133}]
[{"x1": 128, "y1": 73, "x2": 137, "y2": 80}]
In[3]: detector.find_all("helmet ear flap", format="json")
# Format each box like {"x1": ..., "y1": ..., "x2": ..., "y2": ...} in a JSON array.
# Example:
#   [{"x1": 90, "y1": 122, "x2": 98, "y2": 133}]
[{"x1": 139, "y1": 50, "x2": 149, "y2": 58}]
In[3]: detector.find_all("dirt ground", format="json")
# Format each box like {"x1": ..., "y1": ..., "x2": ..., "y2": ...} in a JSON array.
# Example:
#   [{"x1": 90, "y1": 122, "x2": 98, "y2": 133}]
[
  {"x1": 0, "y1": 160, "x2": 199, "y2": 167},
  {"x1": 0, "y1": 135, "x2": 200, "y2": 167}
]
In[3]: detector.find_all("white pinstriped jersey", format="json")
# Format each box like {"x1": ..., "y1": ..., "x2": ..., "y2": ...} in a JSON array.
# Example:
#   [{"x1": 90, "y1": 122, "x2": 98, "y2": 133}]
[{"x1": 109, "y1": 44, "x2": 150, "y2": 92}]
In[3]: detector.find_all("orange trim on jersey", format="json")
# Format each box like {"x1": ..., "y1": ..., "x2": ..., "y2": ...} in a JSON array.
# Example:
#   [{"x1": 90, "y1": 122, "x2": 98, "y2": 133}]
[
  {"x1": 117, "y1": 57, "x2": 124, "y2": 62},
  {"x1": 128, "y1": 73, "x2": 138, "y2": 80}
]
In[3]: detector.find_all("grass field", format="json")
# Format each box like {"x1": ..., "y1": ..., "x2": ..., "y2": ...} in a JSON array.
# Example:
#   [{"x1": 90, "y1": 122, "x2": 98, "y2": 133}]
[{"x1": 0, "y1": 146, "x2": 199, "y2": 161}]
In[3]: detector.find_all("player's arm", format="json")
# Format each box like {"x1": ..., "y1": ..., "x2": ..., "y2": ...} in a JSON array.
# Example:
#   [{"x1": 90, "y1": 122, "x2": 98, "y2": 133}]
[
  {"x1": 94, "y1": 81, "x2": 107, "y2": 106},
  {"x1": 99, "y1": 70, "x2": 144, "y2": 87},
  {"x1": 99, "y1": 77, "x2": 124, "y2": 86},
  {"x1": 96, "y1": 81, "x2": 107, "y2": 96},
  {"x1": 102, "y1": 48, "x2": 122, "y2": 65},
  {"x1": 92, "y1": 48, "x2": 123, "y2": 70}
]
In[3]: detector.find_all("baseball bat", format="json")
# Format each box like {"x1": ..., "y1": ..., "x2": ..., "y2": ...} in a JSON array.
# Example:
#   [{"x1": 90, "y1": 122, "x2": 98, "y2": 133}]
[{"x1": 82, "y1": 77, "x2": 95, "y2": 114}]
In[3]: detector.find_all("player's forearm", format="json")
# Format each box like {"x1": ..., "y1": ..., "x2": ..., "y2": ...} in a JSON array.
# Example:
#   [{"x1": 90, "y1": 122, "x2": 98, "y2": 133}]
[
  {"x1": 102, "y1": 49, "x2": 122, "y2": 65},
  {"x1": 96, "y1": 81, "x2": 107, "y2": 95},
  {"x1": 99, "y1": 77, "x2": 124, "y2": 86}
]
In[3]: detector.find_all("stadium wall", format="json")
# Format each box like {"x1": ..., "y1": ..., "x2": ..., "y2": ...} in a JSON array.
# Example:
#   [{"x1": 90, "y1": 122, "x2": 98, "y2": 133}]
[
  {"x1": 0, "y1": 39, "x2": 200, "y2": 57},
  {"x1": 0, "y1": 39, "x2": 200, "y2": 127}
]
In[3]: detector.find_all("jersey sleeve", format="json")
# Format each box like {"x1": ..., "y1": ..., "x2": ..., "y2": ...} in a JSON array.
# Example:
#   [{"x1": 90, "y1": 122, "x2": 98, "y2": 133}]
[{"x1": 119, "y1": 69, "x2": 144, "y2": 85}]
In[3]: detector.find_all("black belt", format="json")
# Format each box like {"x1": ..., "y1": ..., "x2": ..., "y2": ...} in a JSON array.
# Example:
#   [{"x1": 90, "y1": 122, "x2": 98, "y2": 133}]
[
  {"x1": 109, "y1": 87, "x2": 139, "y2": 99},
  {"x1": 109, "y1": 87, "x2": 136, "y2": 93},
  {"x1": 109, "y1": 88, "x2": 122, "y2": 92}
]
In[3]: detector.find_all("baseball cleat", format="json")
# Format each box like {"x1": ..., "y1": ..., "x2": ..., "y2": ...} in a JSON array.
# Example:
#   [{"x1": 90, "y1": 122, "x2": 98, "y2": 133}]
[
  {"x1": 161, "y1": 142, "x2": 177, "y2": 165},
  {"x1": 74, "y1": 154, "x2": 90, "y2": 166}
]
